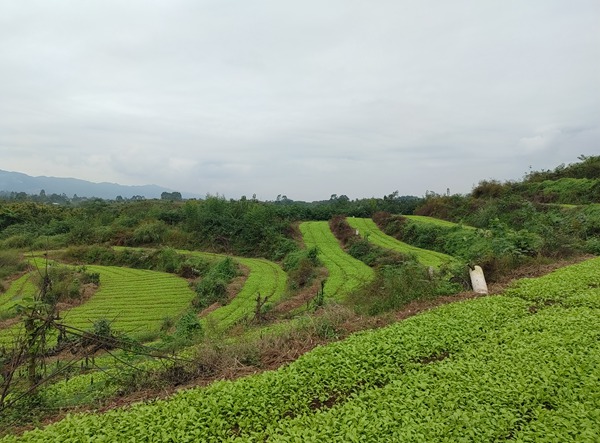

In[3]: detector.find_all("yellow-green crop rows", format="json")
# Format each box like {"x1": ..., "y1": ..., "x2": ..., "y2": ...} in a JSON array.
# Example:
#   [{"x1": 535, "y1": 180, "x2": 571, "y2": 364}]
[
  {"x1": 0, "y1": 273, "x2": 36, "y2": 316},
  {"x1": 3, "y1": 258, "x2": 599, "y2": 442},
  {"x1": 300, "y1": 221, "x2": 374, "y2": 300},
  {"x1": 0, "y1": 266, "x2": 196, "y2": 345},
  {"x1": 346, "y1": 217, "x2": 455, "y2": 268},
  {"x1": 202, "y1": 257, "x2": 287, "y2": 332},
  {"x1": 174, "y1": 250, "x2": 288, "y2": 332},
  {"x1": 62, "y1": 265, "x2": 195, "y2": 337}
]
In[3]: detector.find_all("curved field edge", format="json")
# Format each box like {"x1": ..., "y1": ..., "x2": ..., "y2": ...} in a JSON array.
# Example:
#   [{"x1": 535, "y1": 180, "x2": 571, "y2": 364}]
[
  {"x1": 0, "y1": 273, "x2": 36, "y2": 315},
  {"x1": 203, "y1": 257, "x2": 287, "y2": 332},
  {"x1": 346, "y1": 217, "x2": 455, "y2": 268},
  {"x1": 299, "y1": 221, "x2": 374, "y2": 301},
  {"x1": 173, "y1": 249, "x2": 287, "y2": 332}
]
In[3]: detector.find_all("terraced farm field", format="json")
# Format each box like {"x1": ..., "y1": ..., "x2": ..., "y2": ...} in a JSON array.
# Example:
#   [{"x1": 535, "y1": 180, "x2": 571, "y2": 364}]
[
  {"x1": 201, "y1": 256, "x2": 287, "y2": 332},
  {"x1": 0, "y1": 265, "x2": 195, "y2": 345},
  {"x1": 5, "y1": 256, "x2": 600, "y2": 442},
  {"x1": 62, "y1": 265, "x2": 195, "y2": 338},
  {"x1": 0, "y1": 273, "x2": 36, "y2": 318},
  {"x1": 347, "y1": 217, "x2": 455, "y2": 268},
  {"x1": 300, "y1": 221, "x2": 374, "y2": 301}
]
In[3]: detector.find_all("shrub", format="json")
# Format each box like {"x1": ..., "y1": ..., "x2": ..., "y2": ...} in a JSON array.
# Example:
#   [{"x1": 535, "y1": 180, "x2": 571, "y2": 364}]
[
  {"x1": 193, "y1": 258, "x2": 239, "y2": 309},
  {"x1": 283, "y1": 247, "x2": 320, "y2": 290},
  {"x1": 329, "y1": 215, "x2": 358, "y2": 245},
  {"x1": 349, "y1": 263, "x2": 459, "y2": 315}
]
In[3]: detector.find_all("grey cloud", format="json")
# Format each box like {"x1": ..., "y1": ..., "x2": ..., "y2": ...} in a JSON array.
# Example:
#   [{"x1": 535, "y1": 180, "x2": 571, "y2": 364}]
[{"x1": 1, "y1": 0, "x2": 598, "y2": 200}]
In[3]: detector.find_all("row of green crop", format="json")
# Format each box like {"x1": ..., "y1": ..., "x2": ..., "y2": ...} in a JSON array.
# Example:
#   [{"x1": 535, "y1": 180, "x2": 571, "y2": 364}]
[
  {"x1": 299, "y1": 221, "x2": 374, "y2": 300},
  {"x1": 504, "y1": 256, "x2": 600, "y2": 308},
  {"x1": 1, "y1": 296, "x2": 531, "y2": 442},
  {"x1": 62, "y1": 266, "x2": 195, "y2": 337},
  {"x1": 0, "y1": 274, "x2": 36, "y2": 317},
  {"x1": 202, "y1": 257, "x2": 287, "y2": 332},
  {"x1": 6, "y1": 256, "x2": 600, "y2": 442},
  {"x1": 346, "y1": 217, "x2": 455, "y2": 268},
  {"x1": 267, "y1": 305, "x2": 600, "y2": 442}
]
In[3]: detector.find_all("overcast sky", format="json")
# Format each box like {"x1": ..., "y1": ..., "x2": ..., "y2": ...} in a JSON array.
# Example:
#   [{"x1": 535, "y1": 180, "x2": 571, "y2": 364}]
[{"x1": 0, "y1": 1, "x2": 598, "y2": 201}]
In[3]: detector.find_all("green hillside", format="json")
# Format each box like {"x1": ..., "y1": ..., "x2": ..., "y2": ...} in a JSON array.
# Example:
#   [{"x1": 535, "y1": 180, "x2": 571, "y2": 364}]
[
  {"x1": 346, "y1": 217, "x2": 455, "y2": 268},
  {"x1": 3, "y1": 257, "x2": 598, "y2": 442}
]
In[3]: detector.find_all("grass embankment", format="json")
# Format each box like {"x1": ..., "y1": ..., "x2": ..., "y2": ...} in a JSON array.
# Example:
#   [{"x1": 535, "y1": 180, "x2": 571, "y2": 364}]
[
  {"x1": 404, "y1": 214, "x2": 476, "y2": 229},
  {"x1": 346, "y1": 217, "x2": 455, "y2": 268},
  {"x1": 299, "y1": 221, "x2": 374, "y2": 301}
]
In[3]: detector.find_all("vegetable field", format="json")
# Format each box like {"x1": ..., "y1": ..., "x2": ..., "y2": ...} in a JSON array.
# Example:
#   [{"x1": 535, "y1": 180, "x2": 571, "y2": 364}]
[
  {"x1": 2, "y1": 258, "x2": 599, "y2": 441},
  {"x1": 346, "y1": 217, "x2": 454, "y2": 268},
  {"x1": 0, "y1": 266, "x2": 196, "y2": 345},
  {"x1": 505, "y1": 256, "x2": 600, "y2": 308},
  {"x1": 300, "y1": 221, "x2": 374, "y2": 300},
  {"x1": 61, "y1": 265, "x2": 195, "y2": 338}
]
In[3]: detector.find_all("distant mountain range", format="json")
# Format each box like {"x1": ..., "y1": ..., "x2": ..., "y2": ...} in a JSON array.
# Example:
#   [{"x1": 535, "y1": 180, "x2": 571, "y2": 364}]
[{"x1": 0, "y1": 170, "x2": 197, "y2": 200}]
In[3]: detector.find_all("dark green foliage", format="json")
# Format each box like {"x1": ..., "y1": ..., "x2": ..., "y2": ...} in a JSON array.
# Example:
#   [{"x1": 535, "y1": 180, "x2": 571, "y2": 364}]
[
  {"x1": 347, "y1": 238, "x2": 408, "y2": 268},
  {"x1": 524, "y1": 154, "x2": 600, "y2": 182},
  {"x1": 131, "y1": 221, "x2": 168, "y2": 245},
  {"x1": 375, "y1": 211, "x2": 549, "y2": 281},
  {"x1": 282, "y1": 247, "x2": 319, "y2": 271},
  {"x1": 328, "y1": 215, "x2": 358, "y2": 245},
  {"x1": 516, "y1": 178, "x2": 600, "y2": 205},
  {"x1": 471, "y1": 179, "x2": 512, "y2": 199},
  {"x1": 349, "y1": 263, "x2": 460, "y2": 315},
  {"x1": 283, "y1": 247, "x2": 320, "y2": 289},
  {"x1": 174, "y1": 311, "x2": 203, "y2": 340},
  {"x1": 193, "y1": 257, "x2": 239, "y2": 310},
  {"x1": 59, "y1": 246, "x2": 210, "y2": 277},
  {"x1": 32, "y1": 265, "x2": 99, "y2": 304}
]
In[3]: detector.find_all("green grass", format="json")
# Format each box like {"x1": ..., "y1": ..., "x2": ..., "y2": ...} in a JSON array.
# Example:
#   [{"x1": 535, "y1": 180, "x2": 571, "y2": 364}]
[
  {"x1": 347, "y1": 217, "x2": 455, "y2": 268},
  {"x1": 405, "y1": 215, "x2": 476, "y2": 229},
  {"x1": 300, "y1": 221, "x2": 374, "y2": 301}
]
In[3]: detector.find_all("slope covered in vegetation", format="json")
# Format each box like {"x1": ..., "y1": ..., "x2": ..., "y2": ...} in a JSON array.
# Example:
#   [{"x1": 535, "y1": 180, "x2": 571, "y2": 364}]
[
  {"x1": 2, "y1": 257, "x2": 598, "y2": 442},
  {"x1": 1, "y1": 156, "x2": 599, "y2": 436},
  {"x1": 0, "y1": 265, "x2": 196, "y2": 345}
]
